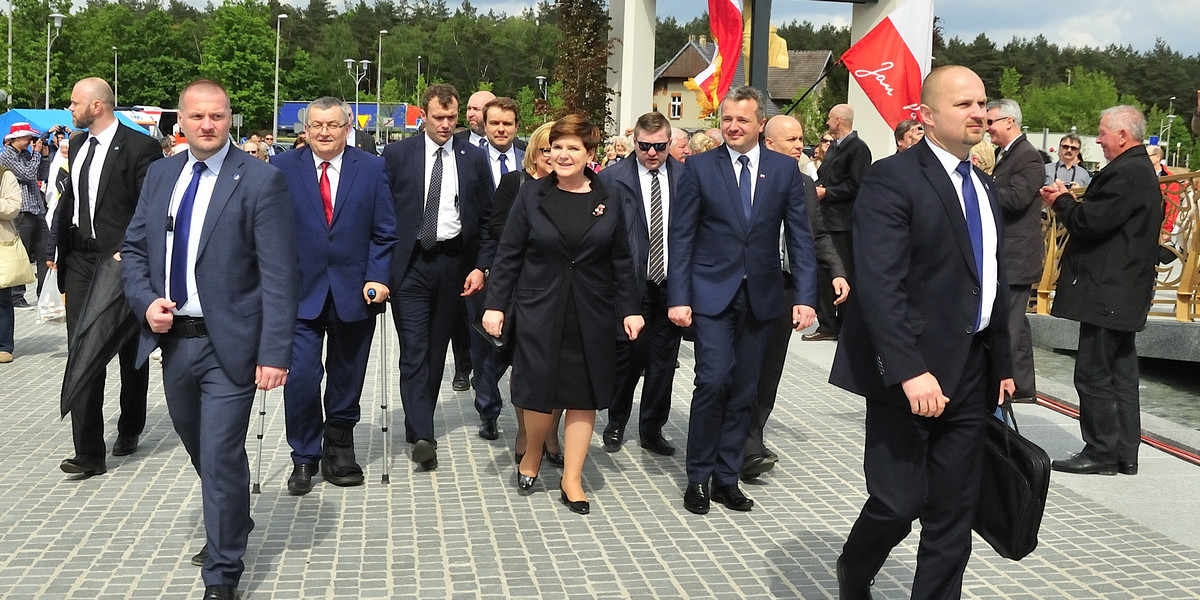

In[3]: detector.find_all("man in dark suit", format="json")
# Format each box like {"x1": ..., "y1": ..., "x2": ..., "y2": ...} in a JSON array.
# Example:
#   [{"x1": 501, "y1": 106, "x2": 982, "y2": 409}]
[
  {"x1": 1041, "y1": 106, "x2": 1161, "y2": 477},
  {"x1": 746, "y1": 115, "x2": 849, "y2": 479},
  {"x1": 829, "y1": 66, "x2": 1015, "y2": 600},
  {"x1": 600, "y1": 111, "x2": 684, "y2": 456},
  {"x1": 122, "y1": 79, "x2": 298, "y2": 600},
  {"x1": 808, "y1": 103, "x2": 871, "y2": 342},
  {"x1": 470, "y1": 96, "x2": 525, "y2": 440},
  {"x1": 273, "y1": 97, "x2": 397, "y2": 495},
  {"x1": 667, "y1": 86, "x2": 819, "y2": 515},
  {"x1": 382, "y1": 84, "x2": 494, "y2": 470},
  {"x1": 50, "y1": 77, "x2": 161, "y2": 476},
  {"x1": 345, "y1": 108, "x2": 377, "y2": 155},
  {"x1": 986, "y1": 99, "x2": 1045, "y2": 401}
]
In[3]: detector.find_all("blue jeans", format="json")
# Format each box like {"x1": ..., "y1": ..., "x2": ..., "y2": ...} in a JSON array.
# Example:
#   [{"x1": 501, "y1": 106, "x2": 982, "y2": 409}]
[{"x1": 0, "y1": 286, "x2": 14, "y2": 352}]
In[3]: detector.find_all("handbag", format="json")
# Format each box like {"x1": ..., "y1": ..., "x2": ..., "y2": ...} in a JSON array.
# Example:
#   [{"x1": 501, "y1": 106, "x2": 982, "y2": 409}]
[
  {"x1": 973, "y1": 402, "x2": 1052, "y2": 560},
  {"x1": 0, "y1": 237, "x2": 35, "y2": 289},
  {"x1": 471, "y1": 310, "x2": 509, "y2": 351}
]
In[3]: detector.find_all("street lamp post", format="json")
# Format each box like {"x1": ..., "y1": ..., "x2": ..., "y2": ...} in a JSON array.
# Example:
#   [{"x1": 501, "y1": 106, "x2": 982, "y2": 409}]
[
  {"x1": 344, "y1": 58, "x2": 370, "y2": 130},
  {"x1": 377, "y1": 29, "x2": 388, "y2": 145},
  {"x1": 536, "y1": 75, "x2": 547, "y2": 100},
  {"x1": 112, "y1": 47, "x2": 118, "y2": 107},
  {"x1": 273, "y1": 14, "x2": 287, "y2": 141},
  {"x1": 417, "y1": 55, "x2": 422, "y2": 87},
  {"x1": 1165, "y1": 96, "x2": 1177, "y2": 166},
  {"x1": 44, "y1": 13, "x2": 65, "y2": 109}
]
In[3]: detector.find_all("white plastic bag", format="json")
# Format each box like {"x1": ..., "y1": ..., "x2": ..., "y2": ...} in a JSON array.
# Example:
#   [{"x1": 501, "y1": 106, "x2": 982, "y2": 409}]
[{"x1": 38, "y1": 273, "x2": 66, "y2": 324}]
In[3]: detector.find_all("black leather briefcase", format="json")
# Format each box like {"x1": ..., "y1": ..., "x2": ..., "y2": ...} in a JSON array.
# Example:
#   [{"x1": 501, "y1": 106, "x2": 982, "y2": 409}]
[{"x1": 973, "y1": 403, "x2": 1051, "y2": 560}]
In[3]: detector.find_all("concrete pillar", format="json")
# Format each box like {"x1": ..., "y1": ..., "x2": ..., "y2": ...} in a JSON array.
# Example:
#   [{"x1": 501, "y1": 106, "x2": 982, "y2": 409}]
[
  {"x1": 848, "y1": 0, "x2": 907, "y2": 160},
  {"x1": 608, "y1": 0, "x2": 656, "y2": 133}
]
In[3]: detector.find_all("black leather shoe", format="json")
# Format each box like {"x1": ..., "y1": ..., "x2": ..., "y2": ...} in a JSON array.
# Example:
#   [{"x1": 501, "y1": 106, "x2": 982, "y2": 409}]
[
  {"x1": 112, "y1": 435, "x2": 139, "y2": 456},
  {"x1": 1118, "y1": 460, "x2": 1138, "y2": 475},
  {"x1": 287, "y1": 463, "x2": 318, "y2": 495},
  {"x1": 683, "y1": 482, "x2": 710, "y2": 515},
  {"x1": 201, "y1": 584, "x2": 240, "y2": 599},
  {"x1": 559, "y1": 486, "x2": 590, "y2": 515},
  {"x1": 836, "y1": 556, "x2": 874, "y2": 600},
  {"x1": 478, "y1": 419, "x2": 499, "y2": 440},
  {"x1": 517, "y1": 471, "x2": 539, "y2": 491},
  {"x1": 712, "y1": 484, "x2": 754, "y2": 511},
  {"x1": 1051, "y1": 453, "x2": 1117, "y2": 476},
  {"x1": 639, "y1": 433, "x2": 676, "y2": 456},
  {"x1": 741, "y1": 454, "x2": 777, "y2": 478},
  {"x1": 543, "y1": 447, "x2": 565, "y2": 467},
  {"x1": 190, "y1": 543, "x2": 209, "y2": 567},
  {"x1": 801, "y1": 331, "x2": 838, "y2": 341},
  {"x1": 602, "y1": 427, "x2": 623, "y2": 453},
  {"x1": 412, "y1": 439, "x2": 438, "y2": 470},
  {"x1": 762, "y1": 446, "x2": 779, "y2": 462},
  {"x1": 452, "y1": 370, "x2": 471, "y2": 391},
  {"x1": 60, "y1": 456, "x2": 107, "y2": 477}
]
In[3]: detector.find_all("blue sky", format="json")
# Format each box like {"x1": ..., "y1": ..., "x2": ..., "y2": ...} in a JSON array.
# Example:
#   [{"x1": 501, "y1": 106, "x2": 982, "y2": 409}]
[{"x1": 468, "y1": 0, "x2": 1200, "y2": 56}]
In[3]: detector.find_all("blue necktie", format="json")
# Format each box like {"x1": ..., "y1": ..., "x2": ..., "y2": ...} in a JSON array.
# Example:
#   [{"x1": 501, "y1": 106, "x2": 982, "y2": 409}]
[
  {"x1": 955, "y1": 160, "x2": 984, "y2": 327},
  {"x1": 499, "y1": 153, "x2": 509, "y2": 175},
  {"x1": 171, "y1": 161, "x2": 207, "y2": 307},
  {"x1": 737, "y1": 155, "x2": 752, "y2": 219}
]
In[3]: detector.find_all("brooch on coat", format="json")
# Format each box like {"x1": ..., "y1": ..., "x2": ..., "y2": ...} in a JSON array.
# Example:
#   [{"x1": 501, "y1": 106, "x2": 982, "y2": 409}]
[{"x1": 592, "y1": 204, "x2": 606, "y2": 217}]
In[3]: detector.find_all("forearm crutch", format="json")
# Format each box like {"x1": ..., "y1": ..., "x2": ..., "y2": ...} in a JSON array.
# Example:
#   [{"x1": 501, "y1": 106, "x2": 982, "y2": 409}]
[
  {"x1": 251, "y1": 388, "x2": 268, "y2": 494},
  {"x1": 378, "y1": 304, "x2": 392, "y2": 484}
]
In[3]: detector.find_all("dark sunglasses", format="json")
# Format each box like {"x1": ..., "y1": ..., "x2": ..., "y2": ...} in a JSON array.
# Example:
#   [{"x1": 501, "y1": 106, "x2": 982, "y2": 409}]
[
  {"x1": 820, "y1": 138, "x2": 834, "y2": 144},
  {"x1": 986, "y1": 116, "x2": 1012, "y2": 126},
  {"x1": 1059, "y1": 144, "x2": 1080, "y2": 151},
  {"x1": 635, "y1": 140, "x2": 669, "y2": 153}
]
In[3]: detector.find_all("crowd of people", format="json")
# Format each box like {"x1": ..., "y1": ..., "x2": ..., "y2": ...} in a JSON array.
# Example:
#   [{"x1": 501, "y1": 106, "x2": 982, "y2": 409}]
[{"x1": 0, "y1": 64, "x2": 1168, "y2": 600}]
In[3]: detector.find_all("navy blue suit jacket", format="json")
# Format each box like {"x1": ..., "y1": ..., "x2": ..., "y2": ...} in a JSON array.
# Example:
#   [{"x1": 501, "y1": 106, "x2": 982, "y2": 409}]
[
  {"x1": 121, "y1": 146, "x2": 299, "y2": 386},
  {"x1": 598, "y1": 154, "x2": 684, "y2": 300},
  {"x1": 271, "y1": 146, "x2": 397, "y2": 322},
  {"x1": 380, "y1": 134, "x2": 495, "y2": 283},
  {"x1": 829, "y1": 138, "x2": 1012, "y2": 407},
  {"x1": 667, "y1": 144, "x2": 818, "y2": 321}
]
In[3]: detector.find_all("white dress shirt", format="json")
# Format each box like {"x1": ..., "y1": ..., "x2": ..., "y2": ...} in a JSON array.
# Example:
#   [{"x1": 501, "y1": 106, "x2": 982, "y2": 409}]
[
  {"x1": 926, "y1": 138, "x2": 998, "y2": 330},
  {"x1": 70, "y1": 119, "x2": 119, "y2": 236},
  {"x1": 727, "y1": 143, "x2": 761, "y2": 201},
  {"x1": 423, "y1": 134, "x2": 461, "y2": 241},
  {"x1": 166, "y1": 142, "x2": 232, "y2": 316},
  {"x1": 636, "y1": 159, "x2": 670, "y2": 278},
  {"x1": 488, "y1": 144, "x2": 517, "y2": 190},
  {"x1": 312, "y1": 149, "x2": 345, "y2": 209}
]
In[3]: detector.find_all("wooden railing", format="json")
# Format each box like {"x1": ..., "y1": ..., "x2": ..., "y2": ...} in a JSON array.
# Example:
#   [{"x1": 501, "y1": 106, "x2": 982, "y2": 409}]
[{"x1": 1035, "y1": 170, "x2": 1200, "y2": 321}]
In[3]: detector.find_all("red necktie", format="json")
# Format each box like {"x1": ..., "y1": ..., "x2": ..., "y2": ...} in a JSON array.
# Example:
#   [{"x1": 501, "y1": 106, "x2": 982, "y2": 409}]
[{"x1": 320, "y1": 161, "x2": 333, "y2": 225}]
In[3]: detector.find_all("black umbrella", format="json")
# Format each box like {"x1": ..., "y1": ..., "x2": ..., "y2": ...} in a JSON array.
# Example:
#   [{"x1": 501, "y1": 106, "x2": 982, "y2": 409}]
[{"x1": 60, "y1": 254, "x2": 139, "y2": 418}]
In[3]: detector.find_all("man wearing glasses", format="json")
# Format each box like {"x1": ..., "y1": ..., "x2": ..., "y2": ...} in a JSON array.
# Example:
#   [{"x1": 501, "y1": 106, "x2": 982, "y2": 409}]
[
  {"x1": 601, "y1": 111, "x2": 685, "y2": 457},
  {"x1": 272, "y1": 96, "x2": 397, "y2": 495},
  {"x1": 1045, "y1": 133, "x2": 1091, "y2": 188},
  {"x1": 986, "y1": 99, "x2": 1045, "y2": 403}
]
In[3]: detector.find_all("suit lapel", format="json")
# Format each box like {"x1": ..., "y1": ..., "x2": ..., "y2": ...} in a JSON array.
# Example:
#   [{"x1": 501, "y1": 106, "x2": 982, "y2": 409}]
[
  {"x1": 714, "y1": 146, "x2": 750, "y2": 233},
  {"x1": 918, "y1": 144, "x2": 978, "y2": 282},
  {"x1": 296, "y1": 148, "x2": 325, "y2": 227},
  {"x1": 94, "y1": 124, "x2": 127, "y2": 213},
  {"x1": 198, "y1": 148, "x2": 245, "y2": 257},
  {"x1": 750, "y1": 151, "x2": 771, "y2": 226},
  {"x1": 332, "y1": 148, "x2": 357, "y2": 225}
]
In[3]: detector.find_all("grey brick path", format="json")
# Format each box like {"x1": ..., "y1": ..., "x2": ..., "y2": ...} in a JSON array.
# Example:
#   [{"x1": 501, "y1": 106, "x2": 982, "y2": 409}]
[{"x1": 2, "y1": 304, "x2": 1199, "y2": 599}]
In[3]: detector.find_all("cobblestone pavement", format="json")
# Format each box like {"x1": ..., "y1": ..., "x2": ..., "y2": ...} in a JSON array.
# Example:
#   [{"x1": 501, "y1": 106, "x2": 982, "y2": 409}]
[{"x1": 2, "y1": 306, "x2": 1199, "y2": 599}]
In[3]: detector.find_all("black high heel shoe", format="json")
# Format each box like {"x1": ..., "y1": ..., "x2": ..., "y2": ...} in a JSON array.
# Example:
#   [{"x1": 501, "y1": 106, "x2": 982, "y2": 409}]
[
  {"x1": 515, "y1": 451, "x2": 525, "y2": 465},
  {"x1": 559, "y1": 485, "x2": 590, "y2": 515},
  {"x1": 543, "y1": 446, "x2": 564, "y2": 467},
  {"x1": 517, "y1": 471, "x2": 538, "y2": 491}
]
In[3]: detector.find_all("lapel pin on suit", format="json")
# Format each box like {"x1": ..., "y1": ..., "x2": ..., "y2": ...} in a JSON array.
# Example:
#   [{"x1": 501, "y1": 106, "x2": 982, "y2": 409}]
[{"x1": 233, "y1": 173, "x2": 241, "y2": 181}]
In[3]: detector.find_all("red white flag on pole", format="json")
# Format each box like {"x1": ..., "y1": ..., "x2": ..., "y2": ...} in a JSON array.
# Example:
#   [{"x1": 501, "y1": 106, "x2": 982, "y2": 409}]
[
  {"x1": 839, "y1": 0, "x2": 934, "y2": 128},
  {"x1": 687, "y1": 0, "x2": 744, "y2": 116}
]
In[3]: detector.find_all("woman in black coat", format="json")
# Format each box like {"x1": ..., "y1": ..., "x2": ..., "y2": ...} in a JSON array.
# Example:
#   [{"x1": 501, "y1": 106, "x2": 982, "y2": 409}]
[{"x1": 482, "y1": 115, "x2": 643, "y2": 515}]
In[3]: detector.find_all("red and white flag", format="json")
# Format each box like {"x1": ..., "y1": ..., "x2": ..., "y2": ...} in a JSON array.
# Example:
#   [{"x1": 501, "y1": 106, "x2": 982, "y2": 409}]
[
  {"x1": 687, "y1": 0, "x2": 744, "y2": 116},
  {"x1": 839, "y1": 0, "x2": 933, "y2": 128}
]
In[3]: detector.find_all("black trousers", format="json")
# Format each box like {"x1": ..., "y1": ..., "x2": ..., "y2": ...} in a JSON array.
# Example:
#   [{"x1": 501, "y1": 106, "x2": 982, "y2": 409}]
[
  {"x1": 1006, "y1": 284, "x2": 1036, "y2": 397},
  {"x1": 841, "y1": 336, "x2": 989, "y2": 600},
  {"x1": 745, "y1": 273, "x2": 794, "y2": 458},
  {"x1": 609, "y1": 281, "x2": 682, "y2": 439},
  {"x1": 62, "y1": 247, "x2": 148, "y2": 460},
  {"x1": 15, "y1": 212, "x2": 49, "y2": 297},
  {"x1": 1075, "y1": 323, "x2": 1140, "y2": 464},
  {"x1": 814, "y1": 230, "x2": 854, "y2": 335}
]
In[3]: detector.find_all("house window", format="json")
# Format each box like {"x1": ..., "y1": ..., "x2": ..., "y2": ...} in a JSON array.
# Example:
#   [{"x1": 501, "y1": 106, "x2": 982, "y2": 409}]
[
  {"x1": 670, "y1": 94, "x2": 682, "y2": 119},
  {"x1": 652, "y1": 103, "x2": 658, "y2": 113}
]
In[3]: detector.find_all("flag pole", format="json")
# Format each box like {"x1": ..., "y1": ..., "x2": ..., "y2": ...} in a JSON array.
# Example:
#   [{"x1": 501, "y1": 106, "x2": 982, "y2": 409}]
[{"x1": 781, "y1": 58, "x2": 842, "y2": 116}]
